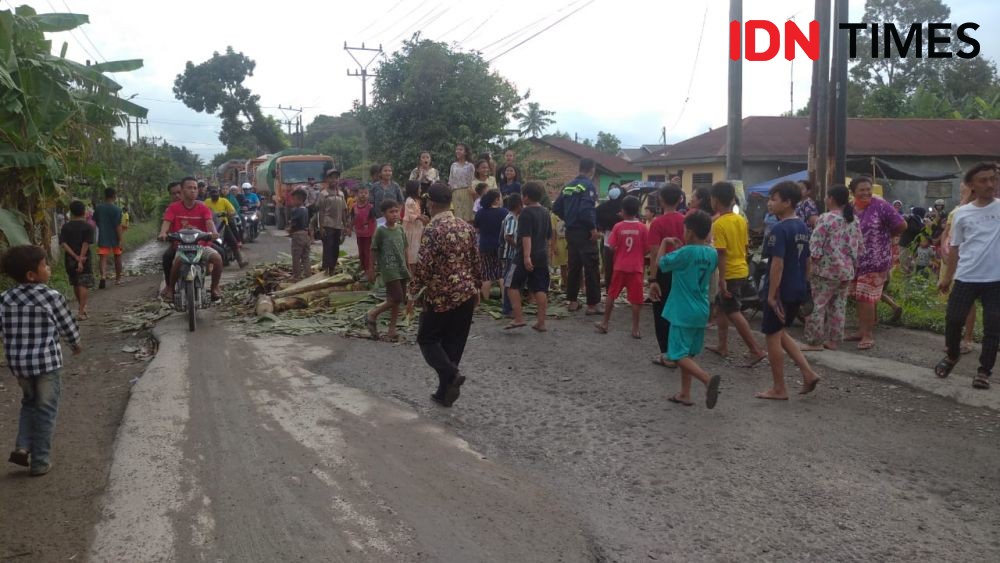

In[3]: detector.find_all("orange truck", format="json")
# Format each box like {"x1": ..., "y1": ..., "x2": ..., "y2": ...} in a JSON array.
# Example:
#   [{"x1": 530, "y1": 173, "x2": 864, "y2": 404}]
[{"x1": 254, "y1": 150, "x2": 336, "y2": 228}]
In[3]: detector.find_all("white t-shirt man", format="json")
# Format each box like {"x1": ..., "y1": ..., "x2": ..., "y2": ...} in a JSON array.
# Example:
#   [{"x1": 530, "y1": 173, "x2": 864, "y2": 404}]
[{"x1": 951, "y1": 198, "x2": 1000, "y2": 283}]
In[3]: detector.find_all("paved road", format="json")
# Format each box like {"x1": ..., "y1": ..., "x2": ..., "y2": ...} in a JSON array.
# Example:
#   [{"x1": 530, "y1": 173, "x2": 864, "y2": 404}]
[{"x1": 90, "y1": 230, "x2": 1000, "y2": 562}]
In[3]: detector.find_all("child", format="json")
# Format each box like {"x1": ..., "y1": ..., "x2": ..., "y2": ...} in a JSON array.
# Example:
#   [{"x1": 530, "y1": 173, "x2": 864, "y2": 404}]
[
  {"x1": 707, "y1": 182, "x2": 767, "y2": 367},
  {"x1": 756, "y1": 181, "x2": 822, "y2": 400},
  {"x1": 471, "y1": 182, "x2": 489, "y2": 215},
  {"x1": 287, "y1": 189, "x2": 312, "y2": 281},
  {"x1": 366, "y1": 201, "x2": 409, "y2": 341},
  {"x1": 595, "y1": 195, "x2": 648, "y2": 339},
  {"x1": 1, "y1": 245, "x2": 83, "y2": 475},
  {"x1": 914, "y1": 236, "x2": 934, "y2": 276},
  {"x1": 657, "y1": 210, "x2": 722, "y2": 409},
  {"x1": 60, "y1": 200, "x2": 96, "y2": 320},
  {"x1": 549, "y1": 191, "x2": 569, "y2": 292},
  {"x1": 506, "y1": 182, "x2": 553, "y2": 332},
  {"x1": 351, "y1": 186, "x2": 376, "y2": 282},
  {"x1": 474, "y1": 189, "x2": 509, "y2": 301},
  {"x1": 500, "y1": 193, "x2": 522, "y2": 317},
  {"x1": 648, "y1": 184, "x2": 687, "y2": 366},
  {"x1": 402, "y1": 180, "x2": 427, "y2": 270}
]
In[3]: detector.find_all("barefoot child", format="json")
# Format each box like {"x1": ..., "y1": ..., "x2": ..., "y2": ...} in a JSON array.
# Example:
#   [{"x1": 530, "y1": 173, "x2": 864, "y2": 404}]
[
  {"x1": 366, "y1": 200, "x2": 409, "y2": 341},
  {"x1": 656, "y1": 210, "x2": 722, "y2": 409},
  {"x1": 351, "y1": 186, "x2": 376, "y2": 282},
  {"x1": 500, "y1": 193, "x2": 522, "y2": 317},
  {"x1": 756, "y1": 181, "x2": 822, "y2": 400},
  {"x1": 2, "y1": 245, "x2": 83, "y2": 475},
  {"x1": 506, "y1": 182, "x2": 552, "y2": 332},
  {"x1": 287, "y1": 189, "x2": 312, "y2": 281},
  {"x1": 707, "y1": 181, "x2": 767, "y2": 366},
  {"x1": 59, "y1": 200, "x2": 96, "y2": 320},
  {"x1": 595, "y1": 195, "x2": 648, "y2": 338}
]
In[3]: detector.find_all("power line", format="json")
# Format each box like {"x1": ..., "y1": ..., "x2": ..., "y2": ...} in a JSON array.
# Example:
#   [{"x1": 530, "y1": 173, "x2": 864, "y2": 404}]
[
  {"x1": 665, "y1": 4, "x2": 709, "y2": 133},
  {"x1": 475, "y1": 0, "x2": 580, "y2": 53},
  {"x1": 457, "y1": 10, "x2": 498, "y2": 44},
  {"x1": 359, "y1": 0, "x2": 405, "y2": 35},
  {"x1": 433, "y1": 14, "x2": 476, "y2": 43},
  {"x1": 387, "y1": 4, "x2": 446, "y2": 45},
  {"x1": 61, "y1": 0, "x2": 107, "y2": 63},
  {"x1": 368, "y1": 1, "x2": 424, "y2": 42},
  {"x1": 487, "y1": 0, "x2": 596, "y2": 63}
]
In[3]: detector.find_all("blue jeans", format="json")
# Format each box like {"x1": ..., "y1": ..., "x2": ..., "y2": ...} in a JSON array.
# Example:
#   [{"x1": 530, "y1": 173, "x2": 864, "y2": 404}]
[{"x1": 15, "y1": 370, "x2": 62, "y2": 468}]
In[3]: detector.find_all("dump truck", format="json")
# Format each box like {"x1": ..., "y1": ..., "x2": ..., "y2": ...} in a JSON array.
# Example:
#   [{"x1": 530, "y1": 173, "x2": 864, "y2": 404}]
[
  {"x1": 254, "y1": 149, "x2": 336, "y2": 228},
  {"x1": 216, "y1": 159, "x2": 247, "y2": 188}
]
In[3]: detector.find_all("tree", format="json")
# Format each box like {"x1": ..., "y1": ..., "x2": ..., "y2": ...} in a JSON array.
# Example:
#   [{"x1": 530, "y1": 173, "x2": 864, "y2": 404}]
[
  {"x1": 173, "y1": 47, "x2": 287, "y2": 154},
  {"x1": 516, "y1": 101, "x2": 556, "y2": 138},
  {"x1": 548, "y1": 130, "x2": 572, "y2": 140},
  {"x1": 303, "y1": 113, "x2": 365, "y2": 172},
  {"x1": 0, "y1": 5, "x2": 147, "y2": 247},
  {"x1": 359, "y1": 37, "x2": 521, "y2": 180},
  {"x1": 593, "y1": 131, "x2": 621, "y2": 154}
]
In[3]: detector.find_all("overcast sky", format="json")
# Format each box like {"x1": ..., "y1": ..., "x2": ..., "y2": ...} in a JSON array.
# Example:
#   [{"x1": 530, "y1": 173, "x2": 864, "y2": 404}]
[{"x1": 11, "y1": 0, "x2": 999, "y2": 160}]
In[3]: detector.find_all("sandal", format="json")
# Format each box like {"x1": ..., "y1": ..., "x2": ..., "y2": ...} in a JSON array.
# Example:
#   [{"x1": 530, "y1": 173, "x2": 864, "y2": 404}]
[
  {"x1": 593, "y1": 322, "x2": 608, "y2": 334},
  {"x1": 934, "y1": 356, "x2": 958, "y2": 379},
  {"x1": 857, "y1": 340, "x2": 874, "y2": 350},
  {"x1": 667, "y1": 394, "x2": 694, "y2": 406},
  {"x1": 972, "y1": 373, "x2": 991, "y2": 389},
  {"x1": 961, "y1": 342, "x2": 974, "y2": 354},
  {"x1": 651, "y1": 355, "x2": 677, "y2": 368}
]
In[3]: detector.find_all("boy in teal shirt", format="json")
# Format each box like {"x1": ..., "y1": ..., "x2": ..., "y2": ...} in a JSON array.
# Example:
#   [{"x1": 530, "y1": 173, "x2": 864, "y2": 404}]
[
  {"x1": 657, "y1": 210, "x2": 722, "y2": 409},
  {"x1": 366, "y1": 200, "x2": 409, "y2": 341}
]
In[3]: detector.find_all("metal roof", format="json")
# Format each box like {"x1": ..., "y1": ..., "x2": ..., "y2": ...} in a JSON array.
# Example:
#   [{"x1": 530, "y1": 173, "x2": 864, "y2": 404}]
[
  {"x1": 532, "y1": 136, "x2": 642, "y2": 175},
  {"x1": 633, "y1": 116, "x2": 1000, "y2": 165}
]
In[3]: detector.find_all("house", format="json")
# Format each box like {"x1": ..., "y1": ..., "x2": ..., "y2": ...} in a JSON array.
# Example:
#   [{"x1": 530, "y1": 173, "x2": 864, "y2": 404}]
[
  {"x1": 617, "y1": 144, "x2": 672, "y2": 162},
  {"x1": 633, "y1": 116, "x2": 1000, "y2": 208},
  {"x1": 528, "y1": 136, "x2": 642, "y2": 196}
]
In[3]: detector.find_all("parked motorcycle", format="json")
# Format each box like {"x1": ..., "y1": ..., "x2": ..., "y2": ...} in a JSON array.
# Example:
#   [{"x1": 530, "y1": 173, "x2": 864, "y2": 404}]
[{"x1": 167, "y1": 228, "x2": 214, "y2": 332}]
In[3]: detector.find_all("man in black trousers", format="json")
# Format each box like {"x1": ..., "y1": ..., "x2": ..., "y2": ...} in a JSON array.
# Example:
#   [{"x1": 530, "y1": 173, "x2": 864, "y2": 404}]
[
  {"x1": 554, "y1": 158, "x2": 603, "y2": 315},
  {"x1": 409, "y1": 183, "x2": 482, "y2": 407}
]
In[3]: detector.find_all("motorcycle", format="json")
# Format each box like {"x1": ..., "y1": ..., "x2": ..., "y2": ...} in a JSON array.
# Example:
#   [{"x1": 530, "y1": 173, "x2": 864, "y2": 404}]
[
  {"x1": 241, "y1": 205, "x2": 260, "y2": 242},
  {"x1": 213, "y1": 219, "x2": 235, "y2": 267},
  {"x1": 167, "y1": 228, "x2": 214, "y2": 332}
]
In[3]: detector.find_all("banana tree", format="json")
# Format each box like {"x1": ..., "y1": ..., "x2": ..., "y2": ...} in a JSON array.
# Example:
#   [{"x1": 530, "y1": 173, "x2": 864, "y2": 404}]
[{"x1": 0, "y1": 5, "x2": 146, "y2": 248}]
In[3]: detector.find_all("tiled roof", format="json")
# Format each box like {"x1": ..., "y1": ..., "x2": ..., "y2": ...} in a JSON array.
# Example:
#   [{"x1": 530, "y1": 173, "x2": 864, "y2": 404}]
[{"x1": 533, "y1": 136, "x2": 642, "y2": 174}]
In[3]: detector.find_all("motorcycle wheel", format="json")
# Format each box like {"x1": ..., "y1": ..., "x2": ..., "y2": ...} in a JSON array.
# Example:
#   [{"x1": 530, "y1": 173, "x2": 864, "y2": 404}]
[{"x1": 186, "y1": 279, "x2": 196, "y2": 332}]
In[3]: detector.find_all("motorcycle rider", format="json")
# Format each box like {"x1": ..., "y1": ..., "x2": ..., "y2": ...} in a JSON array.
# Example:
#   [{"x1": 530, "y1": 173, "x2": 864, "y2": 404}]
[
  {"x1": 158, "y1": 177, "x2": 224, "y2": 301},
  {"x1": 242, "y1": 183, "x2": 261, "y2": 209},
  {"x1": 241, "y1": 183, "x2": 262, "y2": 238},
  {"x1": 204, "y1": 186, "x2": 248, "y2": 268}
]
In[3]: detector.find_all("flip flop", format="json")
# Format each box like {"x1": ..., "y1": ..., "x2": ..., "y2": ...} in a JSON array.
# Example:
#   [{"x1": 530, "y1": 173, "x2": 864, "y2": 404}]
[
  {"x1": 799, "y1": 376, "x2": 821, "y2": 395},
  {"x1": 593, "y1": 322, "x2": 608, "y2": 334},
  {"x1": 651, "y1": 356, "x2": 677, "y2": 368},
  {"x1": 632, "y1": 332, "x2": 642, "y2": 340},
  {"x1": 531, "y1": 324, "x2": 548, "y2": 332},
  {"x1": 504, "y1": 322, "x2": 527, "y2": 330},
  {"x1": 961, "y1": 342, "x2": 974, "y2": 354},
  {"x1": 705, "y1": 345, "x2": 728, "y2": 358},
  {"x1": 857, "y1": 340, "x2": 874, "y2": 350},
  {"x1": 705, "y1": 375, "x2": 721, "y2": 409},
  {"x1": 972, "y1": 373, "x2": 991, "y2": 389},
  {"x1": 668, "y1": 394, "x2": 694, "y2": 406},
  {"x1": 754, "y1": 391, "x2": 789, "y2": 401},
  {"x1": 744, "y1": 353, "x2": 768, "y2": 368}
]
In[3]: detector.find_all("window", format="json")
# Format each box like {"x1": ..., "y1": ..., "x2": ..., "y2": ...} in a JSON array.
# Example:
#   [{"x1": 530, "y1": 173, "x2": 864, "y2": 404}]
[
  {"x1": 926, "y1": 181, "x2": 953, "y2": 199},
  {"x1": 647, "y1": 174, "x2": 666, "y2": 182},
  {"x1": 692, "y1": 172, "x2": 713, "y2": 190}
]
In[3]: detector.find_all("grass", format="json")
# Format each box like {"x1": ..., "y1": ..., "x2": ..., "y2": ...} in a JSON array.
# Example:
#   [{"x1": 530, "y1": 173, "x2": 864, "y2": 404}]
[
  {"x1": 874, "y1": 269, "x2": 983, "y2": 341},
  {"x1": 121, "y1": 218, "x2": 159, "y2": 252}
]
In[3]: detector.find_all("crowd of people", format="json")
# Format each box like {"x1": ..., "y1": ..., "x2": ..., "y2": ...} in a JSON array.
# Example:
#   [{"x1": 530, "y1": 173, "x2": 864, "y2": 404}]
[{"x1": 2, "y1": 138, "x2": 998, "y2": 475}]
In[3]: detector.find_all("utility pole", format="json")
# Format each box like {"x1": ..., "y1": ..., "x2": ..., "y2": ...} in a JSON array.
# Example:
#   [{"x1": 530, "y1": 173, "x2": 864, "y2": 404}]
[
  {"x1": 277, "y1": 105, "x2": 303, "y2": 145},
  {"x1": 344, "y1": 42, "x2": 383, "y2": 107},
  {"x1": 810, "y1": 0, "x2": 832, "y2": 202},
  {"x1": 726, "y1": 0, "x2": 743, "y2": 180},
  {"x1": 829, "y1": 0, "x2": 848, "y2": 185}
]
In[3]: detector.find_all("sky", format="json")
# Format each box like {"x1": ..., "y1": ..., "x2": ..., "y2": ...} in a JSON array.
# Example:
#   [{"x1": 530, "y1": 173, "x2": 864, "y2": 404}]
[{"x1": 10, "y1": 0, "x2": 1000, "y2": 160}]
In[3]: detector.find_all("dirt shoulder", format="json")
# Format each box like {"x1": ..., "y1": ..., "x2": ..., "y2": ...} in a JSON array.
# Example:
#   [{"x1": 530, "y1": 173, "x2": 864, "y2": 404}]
[{"x1": 0, "y1": 270, "x2": 161, "y2": 561}]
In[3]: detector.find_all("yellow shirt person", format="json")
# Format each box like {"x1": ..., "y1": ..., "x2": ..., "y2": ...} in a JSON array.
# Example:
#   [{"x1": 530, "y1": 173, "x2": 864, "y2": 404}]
[
  {"x1": 204, "y1": 196, "x2": 236, "y2": 225},
  {"x1": 713, "y1": 211, "x2": 750, "y2": 280}
]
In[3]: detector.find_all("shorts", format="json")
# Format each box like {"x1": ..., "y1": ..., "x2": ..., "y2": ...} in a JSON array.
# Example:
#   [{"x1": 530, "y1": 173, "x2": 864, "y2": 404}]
[
  {"x1": 852, "y1": 271, "x2": 888, "y2": 304},
  {"x1": 761, "y1": 300, "x2": 802, "y2": 335},
  {"x1": 716, "y1": 278, "x2": 746, "y2": 314},
  {"x1": 608, "y1": 271, "x2": 644, "y2": 305},
  {"x1": 666, "y1": 325, "x2": 706, "y2": 361},
  {"x1": 65, "y1": 261, "x2": 94, "y2": 288},
  {"x1": 507, "y1": 256, "x2": 550, "y2": 293},
  {"x1": 384, "y1": 279, "x2": 406, "y2": 304},
  {"x1": 97, "y1": 246, "x2": 122, "y2": 256}
]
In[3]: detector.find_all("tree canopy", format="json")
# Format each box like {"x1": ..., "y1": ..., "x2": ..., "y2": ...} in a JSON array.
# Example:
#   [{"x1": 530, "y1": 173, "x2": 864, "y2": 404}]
[
  {"x1": 173, "y1": 47, "x2": 288, "y2": 154},
  {"x1": 358, "y1": 37, "x2": 522, "y2": 178},
  {"x1": 516, "y1": 102, "x2": 556, "y2": 138}
]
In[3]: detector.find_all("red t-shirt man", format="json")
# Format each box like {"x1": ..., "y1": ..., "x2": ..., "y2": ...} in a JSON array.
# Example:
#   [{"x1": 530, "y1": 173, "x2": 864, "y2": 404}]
[
  {"x1": 163, "y1": 200, "x2": 216, "y2": 246},
  {"x1": 607, "y1": 219, "x2": 649, "y2": 304}
]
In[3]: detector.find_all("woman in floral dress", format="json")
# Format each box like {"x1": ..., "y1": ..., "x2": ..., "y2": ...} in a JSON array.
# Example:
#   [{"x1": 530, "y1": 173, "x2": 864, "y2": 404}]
[{"x1": 802, "y1": 184, "x2": 864, "y2": 350}]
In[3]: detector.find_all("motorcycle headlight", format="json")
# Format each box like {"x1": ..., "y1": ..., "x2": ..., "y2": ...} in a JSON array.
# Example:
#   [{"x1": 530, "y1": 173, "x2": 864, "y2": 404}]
[{"x1": 250, "y1": 213, "x2": 258, "y2": 220}]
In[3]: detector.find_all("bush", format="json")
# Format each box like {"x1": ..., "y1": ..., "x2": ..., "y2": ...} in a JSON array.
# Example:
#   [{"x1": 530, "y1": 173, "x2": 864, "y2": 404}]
[{"x1": 877, "y1": 269, "x2": 983, "y2": 340}]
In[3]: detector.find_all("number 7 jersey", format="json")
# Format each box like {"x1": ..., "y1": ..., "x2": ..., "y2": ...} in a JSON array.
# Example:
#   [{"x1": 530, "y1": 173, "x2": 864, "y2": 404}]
[{"x1": 659, "y1": 244, "x2": 719, "y2": 328}]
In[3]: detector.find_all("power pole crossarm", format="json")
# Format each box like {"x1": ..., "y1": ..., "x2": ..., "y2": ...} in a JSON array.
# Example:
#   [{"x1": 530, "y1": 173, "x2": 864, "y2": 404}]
[{"x1": 344, "y1": 43, "x2": 384, "y2": 107}]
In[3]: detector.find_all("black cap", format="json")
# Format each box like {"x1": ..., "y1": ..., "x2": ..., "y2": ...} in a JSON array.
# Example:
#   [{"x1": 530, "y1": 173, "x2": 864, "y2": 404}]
[
  {"x1": 426, "y1": 183, "x2": 452, "y2": 204},
  {"x1": 208, "y1": 186, "x2": 220, "y2": 193}
]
